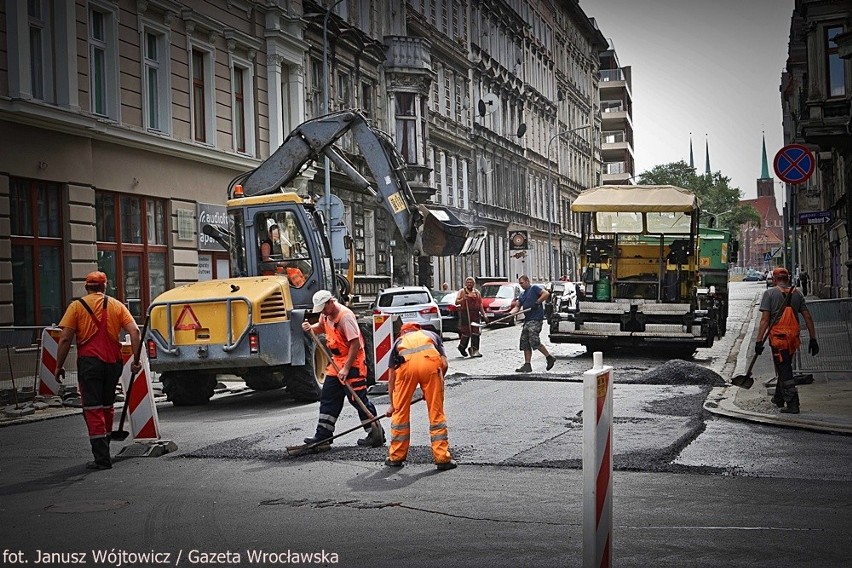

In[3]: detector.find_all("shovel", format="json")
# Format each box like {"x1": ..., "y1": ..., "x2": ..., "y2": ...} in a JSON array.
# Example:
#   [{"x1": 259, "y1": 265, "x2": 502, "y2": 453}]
[
  {"x1": 113, "y1": 319, "x2": 148, "y2": 442},
  {"x1": 472, "y1": 308, "x2": 531, "y2": 330},
  {"x1": 731, "y1": 331, "x2": 768, "y2": 389},
  {"x1": 287, "y1": 396, "x2": 424, "y2": 456},
  {"x1": 305, "y1": 329, "x2": 383, "y2": 443}
]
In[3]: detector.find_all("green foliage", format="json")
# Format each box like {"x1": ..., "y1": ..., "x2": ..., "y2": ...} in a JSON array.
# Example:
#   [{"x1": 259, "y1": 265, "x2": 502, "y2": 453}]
[{"x1": 637, "y1": 161, "x2": 761, "y2": 232}]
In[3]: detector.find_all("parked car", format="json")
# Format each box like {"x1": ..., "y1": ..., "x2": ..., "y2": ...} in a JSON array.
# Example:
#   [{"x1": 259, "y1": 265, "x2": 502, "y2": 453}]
[
  {"x1": 743, "y1": 270, "x2": 762, "y2": 282},
  {"x1": 480, "y1": 281, "x2": 522, "y2": 326},
  {"x1": 434, "y1": 291, "x2": 460, "y2": 334},
  {"x1": 372, "y1": 286, "x2": 442, "y2": 335}
]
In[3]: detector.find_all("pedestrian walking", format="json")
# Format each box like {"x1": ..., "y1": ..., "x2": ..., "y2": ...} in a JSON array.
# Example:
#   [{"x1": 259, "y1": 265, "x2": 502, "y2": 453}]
[
  {"x1": 53, "y1": 272, "x2": 141, "y2": 470},
  {"x1": 301, "y1": 290, "x2": 385, "y2": 447},
  {"x1": 510, "y1": 275, "x2": 556, "y2": 373},
  {"x1": 384, "y1": 322, "x2": 456, "y2": 471},
  {"x1": 456, "y1": 276, "x2": 487, "y2": 358},
  {"x1": 798, "y1": 270, "x2": 810, "y2": 296},
  {"x1": 755, "y1": 267, "x2": 819, "y2": 414}
]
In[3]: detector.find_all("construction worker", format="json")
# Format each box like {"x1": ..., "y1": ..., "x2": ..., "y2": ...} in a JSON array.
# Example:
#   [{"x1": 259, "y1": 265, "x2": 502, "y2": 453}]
[
  {"x1": 755, "y1": 267, "x2": 819, "y2": 414},
  {"x1": 510, "y1": 275, "x2": 556, "y2": 373},
  {"x1": 301, "y1": 290, "x2": 385, "y2": 447},
  {"x1": 456, "y1": 276, "x2": 487, "y2": 357},
  {"x1": 53, "y1": 271, "x2": 141, "y2": 470},
  {"x1": 384, "y1": 322, "x2": 457, "y2": 471}
]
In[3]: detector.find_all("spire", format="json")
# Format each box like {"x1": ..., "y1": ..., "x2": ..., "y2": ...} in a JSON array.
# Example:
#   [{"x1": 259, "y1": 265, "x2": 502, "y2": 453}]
[
  {"x1": 689, "y1": 133, "x2": 694, "y2": 169},
  {"x1": 760, "y1": 132, "x2": 770, "y2": 179},
  {"x1": 704, "y1": 134, "x2": 711, "y2": 175}
]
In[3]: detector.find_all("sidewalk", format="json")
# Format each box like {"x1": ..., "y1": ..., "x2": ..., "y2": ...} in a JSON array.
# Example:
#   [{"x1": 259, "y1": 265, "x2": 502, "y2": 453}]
[{"x1": 704, "y1": 293, "x2": 852, "y2": 435}]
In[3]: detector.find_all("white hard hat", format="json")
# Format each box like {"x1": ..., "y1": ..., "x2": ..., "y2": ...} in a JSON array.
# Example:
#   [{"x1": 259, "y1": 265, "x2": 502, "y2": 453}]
[{"x1": 311, "y1": 290, "x2": 333, "y2": 313}]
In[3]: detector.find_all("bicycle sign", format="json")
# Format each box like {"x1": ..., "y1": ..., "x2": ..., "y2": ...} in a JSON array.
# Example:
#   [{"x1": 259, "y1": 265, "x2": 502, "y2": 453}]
[{"x1": 774, "y1": 144, "x2": 815, "y2": 184}]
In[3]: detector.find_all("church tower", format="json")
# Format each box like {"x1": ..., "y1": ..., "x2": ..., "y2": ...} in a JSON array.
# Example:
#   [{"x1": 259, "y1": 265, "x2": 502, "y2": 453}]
[{"x1": 757, "y1": 133, "x2": 774, "y2": 198}]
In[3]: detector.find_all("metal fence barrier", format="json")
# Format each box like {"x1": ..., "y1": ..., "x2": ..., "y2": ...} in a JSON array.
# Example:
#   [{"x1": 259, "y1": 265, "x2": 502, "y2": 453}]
[
  {"x1": 0, "y1": 327, "x2": 79, "y2": 406},
  {"x1": 795, "y1": 298, "x2": 852, "y2": 373}
]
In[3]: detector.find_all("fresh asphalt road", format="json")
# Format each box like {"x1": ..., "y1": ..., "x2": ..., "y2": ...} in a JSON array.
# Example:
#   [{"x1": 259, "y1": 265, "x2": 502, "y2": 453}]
[{"x1": 1, "y1": 283, "x2": 850, "y2": 567}]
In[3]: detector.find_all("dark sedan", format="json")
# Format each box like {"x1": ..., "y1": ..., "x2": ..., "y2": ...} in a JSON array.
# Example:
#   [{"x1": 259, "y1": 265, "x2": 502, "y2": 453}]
[{"x1": 433, "y1": 291, "x2": 460, "y2": 335}]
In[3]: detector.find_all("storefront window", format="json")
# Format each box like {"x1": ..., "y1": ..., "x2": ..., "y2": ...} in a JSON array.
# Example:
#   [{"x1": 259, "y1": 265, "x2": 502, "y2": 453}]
[
  {"x1": 96, "y1": 191, "x2": 168, "y2": 320},
  {"x1": 10, "y1": 178, "x2": 64, "y2": 325}
]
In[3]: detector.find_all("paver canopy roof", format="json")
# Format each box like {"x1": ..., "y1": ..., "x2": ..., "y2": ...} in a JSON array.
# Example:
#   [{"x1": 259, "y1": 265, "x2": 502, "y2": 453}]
[{"x1": 571, "y1": 185, "x2": 699, "y2": 213}]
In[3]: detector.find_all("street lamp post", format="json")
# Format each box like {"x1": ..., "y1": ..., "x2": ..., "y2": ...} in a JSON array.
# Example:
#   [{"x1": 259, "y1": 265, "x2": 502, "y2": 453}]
[
  {"x1": 322, "y1": 0, "x2": 344, "y2": 285},
  {"x1": 546, "y1": 124, "x2": 591, "y2": 281}
]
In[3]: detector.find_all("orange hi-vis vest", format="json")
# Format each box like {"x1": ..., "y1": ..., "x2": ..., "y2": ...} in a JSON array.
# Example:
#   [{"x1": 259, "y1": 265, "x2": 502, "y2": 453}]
[
  {"x1": 286, "y1": 267, "x2": 306, "y2": 287},
  {"x1": 396, "y1": 330, "x2": 441, "y2": 365},
  {"x1": 321, "y1": 308, "x2": 367, "y2": 380}
]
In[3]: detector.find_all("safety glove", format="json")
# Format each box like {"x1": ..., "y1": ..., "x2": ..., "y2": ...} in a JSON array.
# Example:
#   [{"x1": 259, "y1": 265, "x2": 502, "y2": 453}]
[
  {"x1": 808, "y1": 338, "x2": 819, "y2": 356},
  {"x1": 754, "y1": 341, "x2": 765, "y2": 356}
]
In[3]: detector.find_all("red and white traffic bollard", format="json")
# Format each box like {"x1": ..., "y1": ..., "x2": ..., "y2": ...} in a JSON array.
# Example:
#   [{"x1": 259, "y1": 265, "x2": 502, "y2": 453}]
[{"x1": 583, "y1": 351, "x2": 613, "y2": 568}]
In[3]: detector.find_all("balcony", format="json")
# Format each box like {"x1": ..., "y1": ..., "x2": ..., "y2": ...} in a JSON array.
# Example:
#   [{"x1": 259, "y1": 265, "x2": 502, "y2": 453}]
[{"x1": 384, "y1": 36, "x2": 432, "y2": 70}]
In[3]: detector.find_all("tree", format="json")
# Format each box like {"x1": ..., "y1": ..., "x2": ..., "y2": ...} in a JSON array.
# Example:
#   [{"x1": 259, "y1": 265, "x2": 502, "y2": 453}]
[{"x1": 637, "y1": 161, "x2": 761, "y2": 233}]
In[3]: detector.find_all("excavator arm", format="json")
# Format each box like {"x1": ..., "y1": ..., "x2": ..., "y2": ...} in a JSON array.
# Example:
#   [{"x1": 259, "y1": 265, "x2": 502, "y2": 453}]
[{"x1": 234, "y1": 110, "x2": 484, "y2": 257}]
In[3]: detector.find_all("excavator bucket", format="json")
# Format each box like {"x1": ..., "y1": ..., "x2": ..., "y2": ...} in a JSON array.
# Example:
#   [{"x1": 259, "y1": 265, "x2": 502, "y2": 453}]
[{"x1": 418, "y1": 205, "x2": 486, "y2": 257}]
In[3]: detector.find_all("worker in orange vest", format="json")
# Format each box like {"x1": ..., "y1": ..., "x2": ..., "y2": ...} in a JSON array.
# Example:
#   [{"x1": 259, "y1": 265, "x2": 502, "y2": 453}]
[
  {"x1": 385, "y1": 322, "x2": 456, "y2": 471},
  {"x1": 301, "y1": 290, "x2": 385, "y2": 447},
  {"x1": 285, "y1": 262, "x2": 306, "y2": 287},
  {"x1": 53, "y1": 271, "x2": 141, "y2": 470}
]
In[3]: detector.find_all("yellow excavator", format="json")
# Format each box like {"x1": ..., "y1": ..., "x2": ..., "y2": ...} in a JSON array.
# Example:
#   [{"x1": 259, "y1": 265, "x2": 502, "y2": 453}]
[{"x1": 145, "y1": 110, "x2": 484, "y2": 405}]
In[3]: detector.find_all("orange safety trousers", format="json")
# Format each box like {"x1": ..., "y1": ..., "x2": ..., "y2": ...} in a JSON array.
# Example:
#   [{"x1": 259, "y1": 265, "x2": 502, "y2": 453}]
[{"x1": 388, "y1": 335, "x2": 451, "y2": 464}]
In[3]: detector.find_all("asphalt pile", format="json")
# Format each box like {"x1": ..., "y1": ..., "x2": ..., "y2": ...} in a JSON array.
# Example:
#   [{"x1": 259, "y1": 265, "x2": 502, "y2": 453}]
[{"x1": 637, "y1": 359, "x2": 725, "y2": 386}]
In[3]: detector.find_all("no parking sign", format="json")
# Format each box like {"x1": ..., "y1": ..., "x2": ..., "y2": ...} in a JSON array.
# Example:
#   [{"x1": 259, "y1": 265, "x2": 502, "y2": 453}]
[{"x1": 774, "y1": 144, "x2": 815, "y2": 184}]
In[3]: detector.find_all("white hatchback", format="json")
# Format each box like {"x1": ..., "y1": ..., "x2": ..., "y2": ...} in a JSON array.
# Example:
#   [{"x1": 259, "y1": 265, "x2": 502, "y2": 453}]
[{"x1": 372, "y1": 286, "x2": 443, "y2": 335}]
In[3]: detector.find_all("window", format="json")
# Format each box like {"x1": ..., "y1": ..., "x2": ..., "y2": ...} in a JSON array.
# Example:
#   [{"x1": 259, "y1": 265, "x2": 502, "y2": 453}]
[
  {"x1": 88, "y1": 4, "x2": 118, "y2": 119},
  {"x1": 142, "y1": 27, "x2": 170, "y2": 132},
  {"x1": 827, "y1": 26, "x2": 846, "y2": 98},
  {"x1": 358, "y1": 0, "x2": 372, "y2": 34},
  {"x1": 336, "y1": 71, "x2": 351, "y2": 110},
  {"x1": 233, "y1": 67, "x2": 246, "y2": 152},
  {"x1": 361, "y1": 81, "x2": 374, "y2": 118},
  {"x1": 10, "y1": 179, "x2": 64, "y2": 325},
  {"x1": 231, "y1": 59, "x2": 255, "y2": 155},
  {"x1": 395, "y1": 93, "x2": 418, "y2": 164},
  {"x1": 310, "y1": 58, "x2": 323, "y2": 117},
  {"x1": 192, "y1": 50, "x2": 207, "y2": 141},
  {"x1": 96, "y1": 192, "x2": 169, "y2": 320},
  {"x1": 446, "y1": 155, "x2": 455, "y2": 206},
  {"x1": 28, "y1": 0, "x2": 51, "y2": 100}
]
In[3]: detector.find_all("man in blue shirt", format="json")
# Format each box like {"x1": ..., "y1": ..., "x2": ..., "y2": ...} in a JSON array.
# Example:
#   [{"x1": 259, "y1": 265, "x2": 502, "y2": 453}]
[{"x1": 510, "y1": 275, "x2": 556, "y2": 373}]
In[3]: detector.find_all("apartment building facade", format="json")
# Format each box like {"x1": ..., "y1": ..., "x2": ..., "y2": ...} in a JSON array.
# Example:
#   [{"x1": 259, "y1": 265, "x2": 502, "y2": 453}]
[
  {"x1": 1, "y1": 0, "x2": 610, "y2": 326},
  {"x1": 781, "y1": 0, "x2": 851, "y2": 298},
  {"x1": 598, "y1": 39, "x2": 634, "y2": 185}
]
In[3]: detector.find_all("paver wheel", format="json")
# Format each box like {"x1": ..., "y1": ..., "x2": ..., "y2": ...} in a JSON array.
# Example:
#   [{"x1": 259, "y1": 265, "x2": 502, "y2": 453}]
[{"x1": 243, "y1": 370, "x2": 286, "y2": 391}]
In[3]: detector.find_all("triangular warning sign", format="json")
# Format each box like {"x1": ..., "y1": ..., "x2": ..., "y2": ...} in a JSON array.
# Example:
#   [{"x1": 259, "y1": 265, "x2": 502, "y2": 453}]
[{"x1": 174, "y1": 304, "x2": 202, "y2": 330}]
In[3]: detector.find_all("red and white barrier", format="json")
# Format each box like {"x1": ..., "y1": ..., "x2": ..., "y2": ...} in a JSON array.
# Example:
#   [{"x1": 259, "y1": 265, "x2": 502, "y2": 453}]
[
  {"x1": 371, "y1": 314, "x2": 394, "y2": 393},
  {"x1": 583, "y1": 352, "x2": 613, "y2": 568},
  {"x1": 118, "y1": 344, "x2": 161, "y2": 441},
  {"x1": 38, "y1": 327, "x2": 63, "y2": 396}
]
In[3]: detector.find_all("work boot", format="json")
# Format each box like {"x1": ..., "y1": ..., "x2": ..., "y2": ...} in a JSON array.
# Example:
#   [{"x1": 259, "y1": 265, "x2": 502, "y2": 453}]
[
  {"x1": 771, "y1": 396, "x2": 785, "y2": 408},
  {"x1": 469, "y1": 348, "x2": 483, "y2": 358},
  {"x1": 436, "y1": 460, "x2": 458, "y2": 471},
  {"x1": 384, "y1": 458, "x2": 404, "y2": 468},
  {"x1": 303, "y1": 432, "x2": 333, "y2": 445},
  {"x1": 546, "y1": 355, "x2": 557, "y2": 371},
  {"x1": 357, "y1": 425, "x2": 386, "y2": 447},
  {"x1": 515, "y1": 363, "x2": 532, "y2": 373},
  {"x1": 780, "y1": 393, "x2": 800, "y2": 414},
  {"x1": 458, "y1": 345, "x2": 468, "y2": 357},
  {"x1": 87, "y1": 438, "x2": 112, "y2": 470}
]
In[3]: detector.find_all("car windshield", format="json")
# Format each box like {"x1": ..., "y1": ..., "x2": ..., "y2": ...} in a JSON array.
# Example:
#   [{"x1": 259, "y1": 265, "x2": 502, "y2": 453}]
[
  {"x1": 439, "y1": 292, "x2": 457, "y2": 303},
  {"x1": 481, "y1": 284, "x2": 515, "y2": 299},
  {"x1": 378, "y1": 291, "x2": 431, "y2": 307}
]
